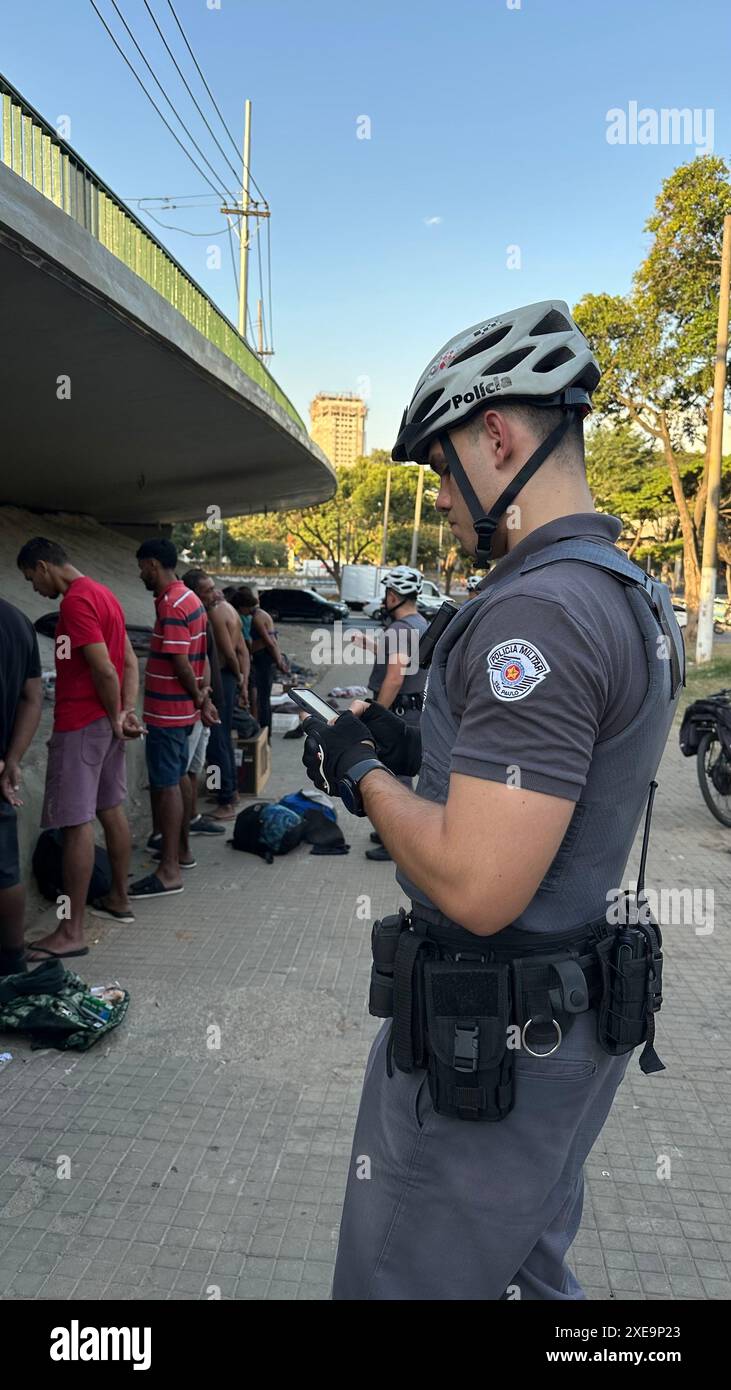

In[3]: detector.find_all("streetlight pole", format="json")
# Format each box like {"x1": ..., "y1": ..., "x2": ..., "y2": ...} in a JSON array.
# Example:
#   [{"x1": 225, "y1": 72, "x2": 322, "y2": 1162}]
[
  {"x1": 696, "y1": 214, "x2": 731, "y2": 665},
  {"x1": 381, "y1": 466, "x2": 392, "y2": 565},
  {"x1": 410, "y1": 466, "x2": 424, "y2": 567}
]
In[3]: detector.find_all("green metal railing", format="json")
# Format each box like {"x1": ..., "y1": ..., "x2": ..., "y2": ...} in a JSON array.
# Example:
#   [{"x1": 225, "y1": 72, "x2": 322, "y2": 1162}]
[{"x1": 0, "y1": 74, "x2": 304, "y2": 433}]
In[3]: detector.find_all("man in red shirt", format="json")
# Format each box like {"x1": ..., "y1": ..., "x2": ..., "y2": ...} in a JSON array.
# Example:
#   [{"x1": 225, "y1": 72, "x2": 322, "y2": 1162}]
[
  {"x1": 17, "y1": 537, "x2": 142, "y2": 958},
  {"x1": 130, "y1": 538, "x2": 215, "y2": 899}
]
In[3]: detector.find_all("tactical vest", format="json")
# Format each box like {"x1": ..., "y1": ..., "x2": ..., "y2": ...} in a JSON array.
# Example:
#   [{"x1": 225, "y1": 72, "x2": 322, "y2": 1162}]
[
  {"x1": 369, "y1": 612, "x2": 428, "y2": 698},
  {"x1": 396, "y1": 538, "x2": 684, "y2": 938}
]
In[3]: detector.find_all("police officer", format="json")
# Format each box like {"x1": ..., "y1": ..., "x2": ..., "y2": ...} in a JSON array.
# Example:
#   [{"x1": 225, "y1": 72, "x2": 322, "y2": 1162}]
[
  {"x1": 364, "y1": 566, "x2": 428, "y2": 862},
  {"x1": 301, "y1": 301, "x2": 683, "y2": 1301}
]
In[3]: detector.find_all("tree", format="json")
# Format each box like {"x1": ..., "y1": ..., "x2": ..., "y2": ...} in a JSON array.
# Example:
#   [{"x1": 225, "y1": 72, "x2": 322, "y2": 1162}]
[
  {"x1": 173, "y1": 452, "x2": 444, "y2": 585},
  {"x1": 585, "y1": 422, "x2": 700, "y2": 557},
  {"x1": 280, "y1": 453, "x2": 440, "y2": 586},
  {"x1": 574, "y1": 155, "x2": 731, "y2": 638}
]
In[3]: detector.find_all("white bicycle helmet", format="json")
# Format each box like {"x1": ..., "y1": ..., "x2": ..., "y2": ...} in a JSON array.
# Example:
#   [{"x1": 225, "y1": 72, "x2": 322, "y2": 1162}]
[
  {"x1": 392, "y1": 300, "x2": 601, "y2": 562},
  {"x1": 381, "y1": 565, "x2": 423, "y2": 596},
  {"x1": 393, "y1": 301, "x2": 599, "y2": 465}
]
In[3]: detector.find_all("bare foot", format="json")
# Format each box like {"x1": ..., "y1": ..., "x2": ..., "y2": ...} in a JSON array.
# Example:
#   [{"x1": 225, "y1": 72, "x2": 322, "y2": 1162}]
[
  {"x1": 102, "y1": 893, "x2": 132, "y2": 914},
  {"x1": 27, "y1": 927, "x2": 87, "y2": 959}
]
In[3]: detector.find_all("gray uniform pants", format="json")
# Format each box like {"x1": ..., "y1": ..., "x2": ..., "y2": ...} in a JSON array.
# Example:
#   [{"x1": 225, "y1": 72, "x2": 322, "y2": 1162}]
[{"x1": 332, "y1": 1010, "x2": 631, "y2": 1300}]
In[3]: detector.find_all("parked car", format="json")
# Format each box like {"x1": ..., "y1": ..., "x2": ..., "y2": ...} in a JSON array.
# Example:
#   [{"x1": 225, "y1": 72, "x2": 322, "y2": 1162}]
[
  {"x1": 362, "y1": 579, "x2": 444, "y2": 621},
  {"x1": 258, "y1": 587, "x2": 349, "y2": 624}
]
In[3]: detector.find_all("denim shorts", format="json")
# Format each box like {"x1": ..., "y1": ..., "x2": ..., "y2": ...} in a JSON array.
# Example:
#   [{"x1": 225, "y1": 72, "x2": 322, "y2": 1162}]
[
  {"x1": 145, "y1": 724, "x2": 191, "y2": 788},
  {"x1": 186, "y1": 720, "x2": 210, "y2": 776}
]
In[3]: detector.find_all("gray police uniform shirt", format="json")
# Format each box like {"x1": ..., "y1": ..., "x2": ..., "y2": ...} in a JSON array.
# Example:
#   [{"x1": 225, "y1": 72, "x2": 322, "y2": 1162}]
[
  {"x1": 396, "y1": 513, "x2": 674, "y2": 935},
  {"x1": 368, "y1": 612, "x2": 428, "y2": 699}
]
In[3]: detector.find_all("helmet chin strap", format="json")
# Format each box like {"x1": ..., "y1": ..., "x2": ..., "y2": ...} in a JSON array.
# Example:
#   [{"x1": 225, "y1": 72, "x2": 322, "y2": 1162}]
[
  {"x1": 384, "y1": 593, "x2": 416, "y2": 620},
  {"x1": 439, "y1": 410, "x2": 573, "y2": 564}
]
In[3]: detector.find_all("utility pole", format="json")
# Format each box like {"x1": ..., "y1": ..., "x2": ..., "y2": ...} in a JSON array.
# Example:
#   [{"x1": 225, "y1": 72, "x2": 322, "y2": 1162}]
[
  {"x1": 696, "y1": 214, "x2": 731, "y2": 665},
  {"x1": 410, "y1": 466, "x2": 424, "y2": 567},
  {"x1": 221, "y1": 100, "x2": 270, "y2": 348},
  {"x1": 381, "y1": 466, "x2": 392, "y2": 565}
]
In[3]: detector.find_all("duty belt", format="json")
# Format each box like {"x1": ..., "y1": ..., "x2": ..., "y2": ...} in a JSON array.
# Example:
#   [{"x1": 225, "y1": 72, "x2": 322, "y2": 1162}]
[
  {"x1": 368, "y1": 906, "x2": 665, "y2": 1122},
  {"x1": 391, "y1": 691, "x2": 424, "y2": 714}
]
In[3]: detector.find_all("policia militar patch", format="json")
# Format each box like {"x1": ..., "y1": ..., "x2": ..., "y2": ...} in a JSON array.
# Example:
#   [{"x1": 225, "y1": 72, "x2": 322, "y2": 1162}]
[{"x1": 486, "y1": 638, "x2": 551, "y2": 702}]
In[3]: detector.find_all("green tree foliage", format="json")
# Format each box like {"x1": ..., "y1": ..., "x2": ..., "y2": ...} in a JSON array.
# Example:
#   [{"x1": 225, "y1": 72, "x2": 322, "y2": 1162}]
[
  {"x1": 585, "y1": 423, "x2": 701, "y2": 554},
  {"x1": 575, "y1": 155, "x2": 731, "y2": 631},
  {"x1": 280, "y1": 453, "x2": 440, "y2": 585}
]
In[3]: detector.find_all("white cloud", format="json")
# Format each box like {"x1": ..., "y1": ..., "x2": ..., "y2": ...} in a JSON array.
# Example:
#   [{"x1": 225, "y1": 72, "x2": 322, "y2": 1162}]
[{"x1": 423, "y1": 215, "x2": 442, "y2": 226}]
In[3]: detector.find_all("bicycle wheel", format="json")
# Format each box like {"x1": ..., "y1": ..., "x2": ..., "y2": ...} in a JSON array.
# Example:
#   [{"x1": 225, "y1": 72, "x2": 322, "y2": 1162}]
[{"x1": 696, "y1": 730, "x2": 731, "y2": 827}]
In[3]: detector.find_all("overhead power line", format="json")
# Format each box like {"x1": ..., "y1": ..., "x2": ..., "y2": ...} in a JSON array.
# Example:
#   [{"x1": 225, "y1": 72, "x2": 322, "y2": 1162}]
[
  {"x1": 142, "y1": 209, "x2": 230, "y2": 236},
  {"x1": 88, "y1": 0, "x2": 229, "y2": 201},
  {"x1": 105, "y1": 0, "x2": 237, "y2": 203},
  {"x1": 266, "y1": 217, "x2": 274, "y2": 351},
  {"x1": 123, "y1": 193, "x2": 222, "y2": 205},
  {"x1": 142, "y1": 0, "x2": 242, "y2": 194},
  {"x1": 226, "y1": 222, "x2": 240, "y2": 301},
  {"x1": 255, "y1": 216, "x2": 268, "y2": 351},
  {"x1": 165, "y1": 0, "x2": 267, "y2": 205}
]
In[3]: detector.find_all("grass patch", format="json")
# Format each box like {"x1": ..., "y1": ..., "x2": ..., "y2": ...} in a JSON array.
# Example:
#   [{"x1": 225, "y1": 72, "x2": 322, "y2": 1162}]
[{"x1": 679, "y1": 651, "x2": 731, "y2": 711}]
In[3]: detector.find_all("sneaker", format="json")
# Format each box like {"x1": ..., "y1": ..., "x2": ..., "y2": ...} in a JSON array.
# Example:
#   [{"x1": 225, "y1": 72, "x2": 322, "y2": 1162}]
[
  {"x1": 189, "y1": 815, "x2": 226, "y2": 836},
  {"x1": 146, "y1": 831, "x2": 162, "y2": 851},
  {"x1": 366, "y1": 845, "x2": 392, "y2": 862}
]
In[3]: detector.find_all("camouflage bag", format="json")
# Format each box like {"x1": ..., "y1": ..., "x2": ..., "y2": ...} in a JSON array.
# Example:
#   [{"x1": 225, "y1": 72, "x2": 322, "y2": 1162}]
[{"x1": 0, "y1": 959, "x2": 129, "y2": 1051}]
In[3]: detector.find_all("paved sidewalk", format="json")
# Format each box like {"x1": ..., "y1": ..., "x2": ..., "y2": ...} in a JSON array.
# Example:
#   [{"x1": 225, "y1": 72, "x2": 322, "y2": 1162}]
[{"x1": 1, "y1": 680, "x2": 730, "y2": 1300}]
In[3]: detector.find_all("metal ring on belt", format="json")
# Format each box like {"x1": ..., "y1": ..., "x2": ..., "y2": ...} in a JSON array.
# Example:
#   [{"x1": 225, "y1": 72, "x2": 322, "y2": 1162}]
[{"x1": 521, "y1": 1017, "x2": 563, "y2": 1057}]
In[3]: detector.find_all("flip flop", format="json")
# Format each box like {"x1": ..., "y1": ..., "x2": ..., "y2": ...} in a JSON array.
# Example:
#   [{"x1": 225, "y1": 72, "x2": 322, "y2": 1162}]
[
  {"x1": 27, "y1": 944, "x2": 90, "y2": 961},
  {"x1": 128, "y1": 874, "x2": 183, "y2": 899},
  {"x1": 89, "y1": 899, "x2": 136, "y2": 924}
]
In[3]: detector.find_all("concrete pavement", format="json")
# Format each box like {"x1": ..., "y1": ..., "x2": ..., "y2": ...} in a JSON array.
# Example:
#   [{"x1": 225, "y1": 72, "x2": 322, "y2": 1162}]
[{"x1": 1, "y1": 663, "x2": 730, "y2": 1300}]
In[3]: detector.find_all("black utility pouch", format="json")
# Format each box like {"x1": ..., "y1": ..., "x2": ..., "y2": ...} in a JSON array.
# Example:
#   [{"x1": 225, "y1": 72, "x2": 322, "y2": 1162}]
[
  {"x1": 369, "y1": 910, "x2": 408, "y2": 1018},
  {"x1": 422, "y1": 959, "x2": 514, "y2": 1121},
  {"x1": 596, "y1": 895, "x2": 665, "y2": 1075}
]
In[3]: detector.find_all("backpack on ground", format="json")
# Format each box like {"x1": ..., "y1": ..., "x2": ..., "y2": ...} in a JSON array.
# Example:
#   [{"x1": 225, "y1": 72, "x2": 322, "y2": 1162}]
[
  {"x1": 32, "y1": 830, "x2": 112, "y2": 904},
  {"x1": 231, "y1": 802, "x2": 305, "y2": 864},
  {"x1": 278, "y1": 790, "x2": 348, "y2": 855},
  {"x1": 279, "y1": 789, "x2": 337, "y2": 822},
  {"x1": 0, "y1": 959, "x2": 129, "y2": 1051}
]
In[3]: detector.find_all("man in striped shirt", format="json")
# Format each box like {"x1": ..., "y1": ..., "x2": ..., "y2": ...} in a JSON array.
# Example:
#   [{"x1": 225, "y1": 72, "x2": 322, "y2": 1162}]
[{"x1": 130, "y1": 539, "x2": 213, "y2": 899}]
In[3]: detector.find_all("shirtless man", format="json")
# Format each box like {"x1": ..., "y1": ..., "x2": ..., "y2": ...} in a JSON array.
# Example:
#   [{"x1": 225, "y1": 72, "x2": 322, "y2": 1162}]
[
  {"x1": 230, "y1": 587, "x2": 289, "y2": 741},
  {"x1": 182, "y1": 570, "x2": 249, "y2": 820}
]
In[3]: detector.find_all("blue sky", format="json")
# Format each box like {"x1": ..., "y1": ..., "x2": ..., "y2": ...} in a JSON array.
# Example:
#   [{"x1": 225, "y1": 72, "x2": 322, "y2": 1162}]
[{"x1": 3, "y1": 0, "x2": 730, "y2": 448}]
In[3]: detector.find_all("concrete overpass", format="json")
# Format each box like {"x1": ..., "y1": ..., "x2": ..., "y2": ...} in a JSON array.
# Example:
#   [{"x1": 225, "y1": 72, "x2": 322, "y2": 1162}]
[{"x1": 0, "y1": 75, "x2": 335, "y2": 524}]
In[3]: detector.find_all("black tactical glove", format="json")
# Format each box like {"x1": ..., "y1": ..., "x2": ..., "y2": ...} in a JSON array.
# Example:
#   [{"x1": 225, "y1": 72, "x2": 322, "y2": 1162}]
[
  {"x1": 302, "y1": 711, "x2": 377, "y2": 795},
  {"x1": 359, "y1": 702, "x2": 422, "y2": 777}
]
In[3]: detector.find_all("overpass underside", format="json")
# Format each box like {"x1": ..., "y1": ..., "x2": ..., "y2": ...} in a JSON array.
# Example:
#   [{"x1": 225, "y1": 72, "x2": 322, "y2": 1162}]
[{"x1": 0, "y1": 161, "x2": 335, "y2": 525}]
